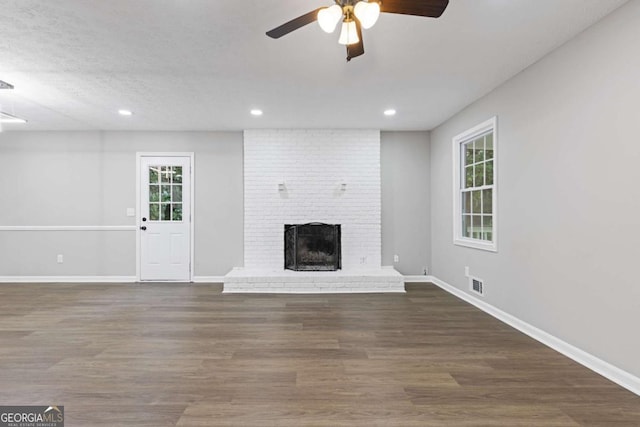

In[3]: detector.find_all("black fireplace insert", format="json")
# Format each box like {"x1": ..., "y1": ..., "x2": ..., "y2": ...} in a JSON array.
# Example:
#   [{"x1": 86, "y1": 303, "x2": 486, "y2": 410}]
[{"x1": 284, "y1": 223, "x2": 341, "y2": 271}]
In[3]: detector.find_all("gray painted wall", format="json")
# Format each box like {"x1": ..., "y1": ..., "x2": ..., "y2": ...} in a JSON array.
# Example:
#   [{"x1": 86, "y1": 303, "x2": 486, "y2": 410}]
[
  {"x1": 430, "y1": 1, "x2": 640, "y2": 377},
  {"x1": 381, "y1": 131, "x2": 430, "y2": 275},
  {"x1": 0, "y1": 131, "x2": 244, "y2": 277},
  {"x1": 0, "y1": 130, "x2": 432, "y2": 277}
]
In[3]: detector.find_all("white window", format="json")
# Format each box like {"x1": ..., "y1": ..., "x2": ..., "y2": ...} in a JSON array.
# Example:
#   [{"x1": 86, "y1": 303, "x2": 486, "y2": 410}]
[{"x1": 453, "y1": 116, "x2": 497, "y2": 252}]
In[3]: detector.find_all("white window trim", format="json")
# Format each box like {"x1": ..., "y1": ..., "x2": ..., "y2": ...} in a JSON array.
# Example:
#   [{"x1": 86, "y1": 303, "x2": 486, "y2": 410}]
[{"x1": 452, "y1": 116, "x2": 498, "y2": 252}]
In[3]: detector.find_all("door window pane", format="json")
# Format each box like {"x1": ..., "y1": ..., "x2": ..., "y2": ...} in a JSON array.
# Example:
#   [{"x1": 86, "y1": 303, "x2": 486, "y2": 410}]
[
  {"x1": 149, "y1": 204, "x2": 159, "y2": 221},
  {"x1": 172, "y1": 204, "x2": 183, "y2": 221},
  {"x1": 173, "y1": 166, "x2": 183, "y2": 184},
  {"x1": 149, "y1": 167, "x2": 159, "y2": 184},
  {"x1": 172, "y1": 185, "x2": 182, "y2": 202},
  {"x1": 161, "y1": 185, "x2": 171, "y2": 202},
  {"x1": 149, "y1": 185, "x2": 159, "y2": 202},
  {"x1": 161, "y1": 203, "x2": 171, "y2": 221},
  {"x1": 161, "y1": 167, "x2": 172, "y2": 183}
]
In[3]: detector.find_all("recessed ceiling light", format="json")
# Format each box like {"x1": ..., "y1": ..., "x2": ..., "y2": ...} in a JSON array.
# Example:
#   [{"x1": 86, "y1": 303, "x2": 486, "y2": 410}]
[
  {"x1": 250, "y1": 109, "x2": 263, "y2": 116},
  {"x1": 118, "y1": 109, "x2": 133, "y2": 116},
  {"x1": 384, "y1": 109, "x2": 396, "y2": 116}
]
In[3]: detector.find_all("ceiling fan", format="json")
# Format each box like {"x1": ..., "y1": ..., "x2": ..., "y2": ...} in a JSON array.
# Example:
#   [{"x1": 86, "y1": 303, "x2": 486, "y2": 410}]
[{"x1": 266, "y1": 0, "x2": 449, "y2": 61}]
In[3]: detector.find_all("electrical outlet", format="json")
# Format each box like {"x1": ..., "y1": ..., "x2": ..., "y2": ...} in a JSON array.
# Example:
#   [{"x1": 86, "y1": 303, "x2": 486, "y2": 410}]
[
  {"x1": 57, "y1": 254, "x2": 64, "y2": 264},
  {"x1": 394, "y1": 255, "x2": 399, "y2": 263},
  {"x1": 126, "y1": 207, "x2": 135, "y2": 217},
  {"x1": 464, "y1": 266, "x2": 470, "y2": 277}
]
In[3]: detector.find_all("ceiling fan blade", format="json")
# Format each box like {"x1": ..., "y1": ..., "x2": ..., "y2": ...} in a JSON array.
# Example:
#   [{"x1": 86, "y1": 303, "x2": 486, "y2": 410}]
[
  {"x1": 381, "y1": 0, "x2": 449, "y2": 18},
  {"x1": 266, "y1": 8, "x2": 324, "y2": 39},
  {"x1": 346, "y1": 19, "x2": 365, "y2": 61}
]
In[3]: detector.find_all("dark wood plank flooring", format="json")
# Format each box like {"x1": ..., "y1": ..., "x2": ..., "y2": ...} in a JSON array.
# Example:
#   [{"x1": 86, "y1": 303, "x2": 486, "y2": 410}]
[{"x1": 0, "y1": 283, "x2": 637, "y2": 426}]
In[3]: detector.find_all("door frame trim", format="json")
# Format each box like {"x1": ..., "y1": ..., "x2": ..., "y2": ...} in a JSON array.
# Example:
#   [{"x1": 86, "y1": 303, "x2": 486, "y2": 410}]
[{"x1": 136, "y1": 152, "x2": 195, "y2": 282}]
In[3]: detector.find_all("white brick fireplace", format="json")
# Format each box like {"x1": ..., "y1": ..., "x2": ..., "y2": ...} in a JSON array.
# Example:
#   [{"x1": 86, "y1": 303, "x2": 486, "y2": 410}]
[{"x1": 223, "y1": 129, "x2": 404, "y2": 293}]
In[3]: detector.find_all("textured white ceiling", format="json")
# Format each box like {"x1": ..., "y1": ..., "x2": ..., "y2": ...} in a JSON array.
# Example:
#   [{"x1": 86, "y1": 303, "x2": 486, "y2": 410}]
[{"x1": 0, "y1": 0, "x2": 628, "y2": 131}]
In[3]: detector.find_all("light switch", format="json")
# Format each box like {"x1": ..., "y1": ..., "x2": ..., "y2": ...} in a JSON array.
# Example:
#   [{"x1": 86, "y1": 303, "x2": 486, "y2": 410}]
[{"x1": 126, "y1": 208, "x2": 135, "y2": 217}]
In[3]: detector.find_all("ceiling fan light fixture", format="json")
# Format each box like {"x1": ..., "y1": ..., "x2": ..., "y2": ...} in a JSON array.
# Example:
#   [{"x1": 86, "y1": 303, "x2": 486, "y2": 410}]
[
  {"x1": 317, "y1": 5, "x2": 343, "y2": 33},
  {"x1": 354, "y1": 1, "x2": 380, "y2": 29},
  {"x1": 338, "y1": 19, "x2": 359, "y2": 46},
  {"x1": 266, "y1": 0, "x2": 450, "y2": 61}
]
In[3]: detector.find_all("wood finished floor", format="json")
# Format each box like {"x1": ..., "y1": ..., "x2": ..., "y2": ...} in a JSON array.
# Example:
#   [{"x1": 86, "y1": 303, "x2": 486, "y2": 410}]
[{"x1": 0, "y1": 283, "x2": 638, "y2": 426}]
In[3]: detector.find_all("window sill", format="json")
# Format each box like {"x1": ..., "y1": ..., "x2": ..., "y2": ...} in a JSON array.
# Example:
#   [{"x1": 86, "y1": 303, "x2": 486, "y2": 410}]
[{"x1": 454, "y1": 238, "x2": 497, "y2": 253}]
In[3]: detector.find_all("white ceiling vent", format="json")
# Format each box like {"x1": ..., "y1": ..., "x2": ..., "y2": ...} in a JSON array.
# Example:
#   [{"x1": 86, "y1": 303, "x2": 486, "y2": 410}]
[{"x1": 470, "y1": 276, "x2": 484, "y2": 297}]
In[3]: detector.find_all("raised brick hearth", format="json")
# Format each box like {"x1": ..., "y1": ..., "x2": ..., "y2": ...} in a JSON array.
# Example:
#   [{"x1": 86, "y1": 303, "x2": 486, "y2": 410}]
[{"x1": 224, "y1": 267, "x2": 404, "y2": 293}]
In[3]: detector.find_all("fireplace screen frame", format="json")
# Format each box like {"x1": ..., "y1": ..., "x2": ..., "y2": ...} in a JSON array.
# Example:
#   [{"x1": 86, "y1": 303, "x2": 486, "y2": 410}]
[{"x1": 284, "y1": 223, "x2": 341, "y2": 271}]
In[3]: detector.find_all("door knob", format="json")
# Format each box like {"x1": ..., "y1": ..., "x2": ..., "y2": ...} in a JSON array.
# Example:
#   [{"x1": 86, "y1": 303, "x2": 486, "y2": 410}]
[
  {"x1": 142, "y1": 217, "x2": 147, "y2": 222},
  {"x1": 140, "y1": 226, "x2": 147, "y2": 231}
]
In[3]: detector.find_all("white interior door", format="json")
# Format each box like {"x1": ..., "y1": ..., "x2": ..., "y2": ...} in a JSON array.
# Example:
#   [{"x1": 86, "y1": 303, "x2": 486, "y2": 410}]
[{"x1": 139, "y1": 155, "x2": 192, "y2": 281}]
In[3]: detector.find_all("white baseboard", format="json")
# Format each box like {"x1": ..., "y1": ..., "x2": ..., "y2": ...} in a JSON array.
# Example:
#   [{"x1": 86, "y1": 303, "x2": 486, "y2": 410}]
[
  {"x1": 0, "y1": 276, "x2": 136, "y2": 283},
  {"x1": 427, "y1": 275, "x2": 640, "y2": 397},
  {"x1": 403, "y1": 275, "x2": 431, "y2": 282},
  {"x1": 0, "y1": 276, "x2": 227, "y2": 284},
  {"x1": 192, "y1": 276, "x2": 225, "y2": 283},
  {"x1": 0, "y1": 225, "x2": 136, "y2": 231}
]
